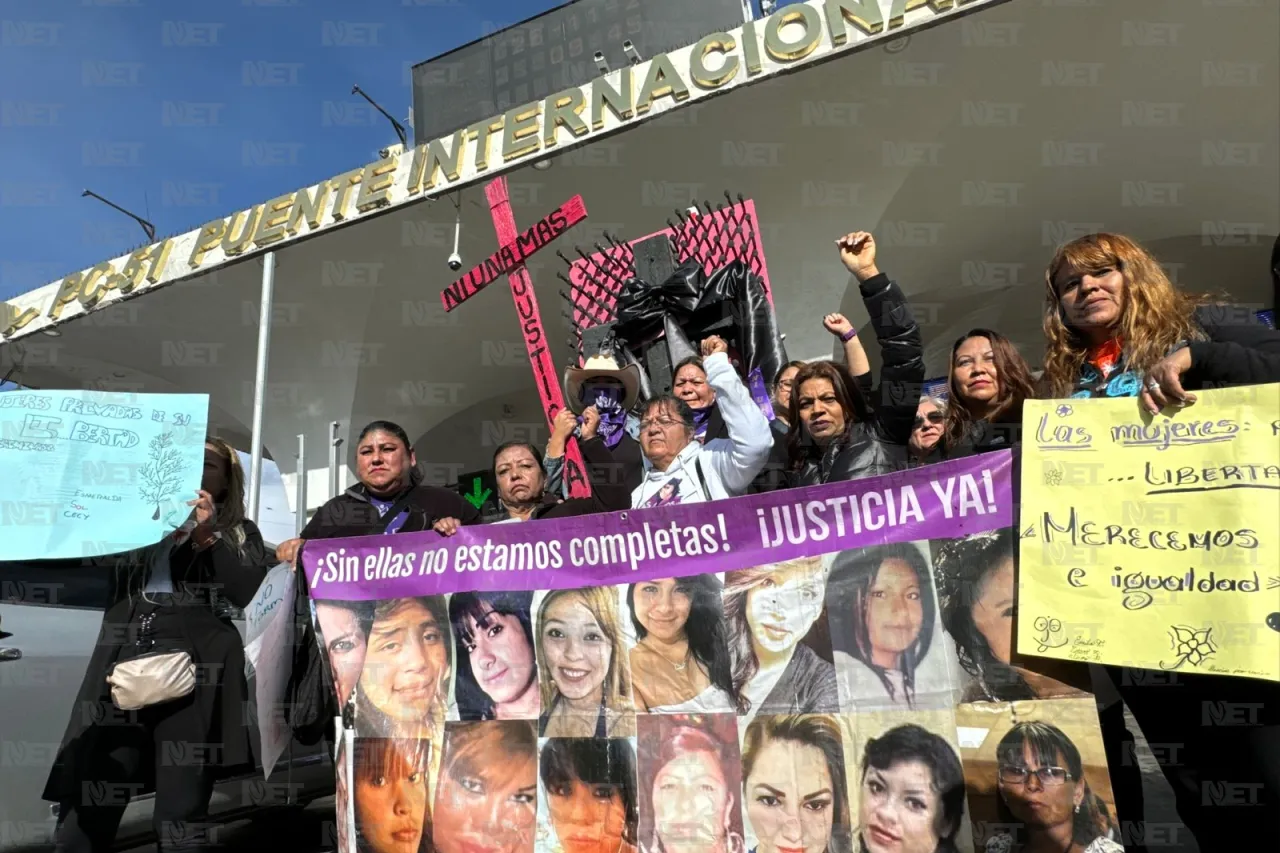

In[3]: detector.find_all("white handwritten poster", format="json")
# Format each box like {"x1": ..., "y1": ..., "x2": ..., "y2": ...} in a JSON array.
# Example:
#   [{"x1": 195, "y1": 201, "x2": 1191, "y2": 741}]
[
  {"x1": 244, "y1": 562, "x2": 297, "y2": 778},
  {"x1": 0, "y1": 389, "x2": 209, "y2": 560}
]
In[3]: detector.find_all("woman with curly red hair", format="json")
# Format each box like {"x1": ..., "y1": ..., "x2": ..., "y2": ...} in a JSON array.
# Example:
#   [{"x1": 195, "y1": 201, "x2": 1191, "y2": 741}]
[
  {"x1": 1043, "y1": 231, "x2": 1280, "y2": 405},
  {"x1": 1041, "y1": 231, "x2": 1280, "y2": 850}
]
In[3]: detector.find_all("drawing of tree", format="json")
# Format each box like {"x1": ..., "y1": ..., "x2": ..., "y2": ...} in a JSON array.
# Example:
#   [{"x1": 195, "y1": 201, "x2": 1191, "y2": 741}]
[{"x1": 139, "y1": 432, "x2": 185, "y2": 520}]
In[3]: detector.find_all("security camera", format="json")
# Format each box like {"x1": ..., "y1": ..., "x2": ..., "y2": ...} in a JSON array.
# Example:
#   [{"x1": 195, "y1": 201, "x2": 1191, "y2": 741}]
[{"x1": 448, "y1": 207, "x2": 463, "y2": 271}]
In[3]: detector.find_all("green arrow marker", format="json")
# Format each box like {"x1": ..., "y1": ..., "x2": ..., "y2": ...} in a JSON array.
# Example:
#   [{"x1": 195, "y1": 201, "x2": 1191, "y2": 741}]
[{"x1": 463, "y1": 476, "x2": 492, "y2": 509}]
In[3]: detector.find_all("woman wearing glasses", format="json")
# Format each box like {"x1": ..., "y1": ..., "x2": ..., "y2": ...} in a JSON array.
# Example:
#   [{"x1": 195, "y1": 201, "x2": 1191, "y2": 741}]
[
  {"x1": 986, "y1": 722, "x2": 1122, "y2": 853},
  {"x1": 907, "y1": 396, "x2": 945, "y2": 467},
  {"x1": 631, "y1": 336, "x2": 773, "y2": 507}
]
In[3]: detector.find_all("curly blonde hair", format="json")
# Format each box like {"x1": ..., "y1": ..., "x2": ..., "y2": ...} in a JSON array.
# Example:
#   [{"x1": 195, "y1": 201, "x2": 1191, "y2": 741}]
[{"x1": 1042, "y1": 233, "x2": 1210, "y2": 398}]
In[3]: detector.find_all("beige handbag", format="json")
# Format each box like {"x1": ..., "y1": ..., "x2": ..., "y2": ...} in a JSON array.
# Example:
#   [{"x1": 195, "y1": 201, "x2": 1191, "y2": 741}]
[{"x1": 107, "y1": 613, "x2": 196, "y2": 711}]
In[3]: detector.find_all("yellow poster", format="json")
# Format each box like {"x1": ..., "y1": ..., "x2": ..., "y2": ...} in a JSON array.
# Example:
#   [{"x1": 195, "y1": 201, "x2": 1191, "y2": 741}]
[{"x1": 1018, "y1": 384, "x2": 1280, "y2": 682}]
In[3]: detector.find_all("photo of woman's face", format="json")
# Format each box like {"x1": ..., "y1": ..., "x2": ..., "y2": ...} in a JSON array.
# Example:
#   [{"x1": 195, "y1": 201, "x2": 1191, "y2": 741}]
[
  {"x1": 355, "y1": 748, "x2": 428, "y2": 853},
  {"x1": 999, "y1": 743, "x2": 1080, "y2": 830},
  {"x1": 465, "y1": 606, "x2": 536, "y2": 706},
  {"x1": 546, "y1": 777, "x2": 629, "y2": 853},
  {"x1": 971, "y1": 556, "x2": 1014, "y2": 665},
  {"x1": 865, "y1": 559, "x2": 923, "y2": 666},
  {"x1": 434, "y1": 742, "x2": 537, "y2": 853},
  {"x1": 362, "y1": 599, "x2": 449, "y2": 722},
  {"x1": 317, "y1": 603, "x2": 367, "y2": 708},
  {"x1": 652, "y1": 749, "x2": 730, "y2": 853},
  {"x1": 858, "y1": 761, "x2": 941, "y2": 853},
  {"x1": 633, "y1": 579, "x2": 693, "y2": 643},
  {"x1": 745, "y1": 739, "x2": 835, "y2": 853},
  {"x1": 746, "y1": 563, "x2": 825, "y2": 655},
  {"x1": 541, "y1": 595, "x2": 611, "y2": 703}
]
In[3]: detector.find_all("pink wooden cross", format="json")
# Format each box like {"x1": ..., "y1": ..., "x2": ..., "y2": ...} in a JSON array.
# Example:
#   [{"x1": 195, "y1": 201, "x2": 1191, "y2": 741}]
[{"x1": 438, "y1": 177, "x2": 592, "y2": 499}]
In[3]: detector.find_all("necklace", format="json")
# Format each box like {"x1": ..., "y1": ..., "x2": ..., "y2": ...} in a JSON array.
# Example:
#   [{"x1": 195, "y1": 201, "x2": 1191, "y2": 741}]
[{"x1": 643, "y1": 638, "x2": 690, "y2": 671}]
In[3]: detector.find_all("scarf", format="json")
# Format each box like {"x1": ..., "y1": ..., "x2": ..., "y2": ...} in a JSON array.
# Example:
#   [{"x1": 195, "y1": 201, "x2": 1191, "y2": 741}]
[
  {"x1": 1087, "y1": 337, "x2": 1124, "y2": 379},
  {"x1": 368, "y1": 494, "x2": 409, "y2": 534},
  {"x1": 1076, "y1": 337, "x2": 1145, "y2": 399},
  {"x1": 691, "y1": 405, "x2": 712, "y2": 443},
  {"x1": 584, "y1": 385, "x2": 628, "y2": 449}
]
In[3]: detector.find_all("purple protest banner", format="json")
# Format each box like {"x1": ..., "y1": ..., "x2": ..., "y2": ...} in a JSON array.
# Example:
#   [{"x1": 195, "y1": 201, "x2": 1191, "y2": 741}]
[{"x1": 301, "y1": 452, "x2": 1012, "y2": 601}]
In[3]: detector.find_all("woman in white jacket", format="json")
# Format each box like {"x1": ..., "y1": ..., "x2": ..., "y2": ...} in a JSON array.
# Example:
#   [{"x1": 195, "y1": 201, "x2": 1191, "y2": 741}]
[{"x1": 631, "y1": 336, "x2": 773, "y2": 507}]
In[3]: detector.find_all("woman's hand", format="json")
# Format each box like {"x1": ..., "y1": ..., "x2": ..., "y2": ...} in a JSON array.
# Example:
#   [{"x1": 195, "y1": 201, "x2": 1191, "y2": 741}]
[
  {"x1": 433, "y1": 517, "x2": 462, "y2": 537},
  {"x1": 701, "y1": 335, "x2": 729, "y2": 357},
  {"x1": 187, "y1": 490, "x2": 216, "y2": 527},
  {"x1": 580, "y1": 406, "x2": 601, "y2": 441},
  {"x1": 823, "y1": 313, "x2": 853, "y2": 337},
  {"x1": 1141, "y1": 347, "x2": 1196, "y2": 414},
  {"x1": 835, "y1": 231, "x2": 880, "y2": 281},
  {"x1": 547, "y1": 407, "x2": 578, "y2": 458},
  {"x1": 276, "y1": 538, "x2": 303, "y2": 570},
  {"x1": 551, "y1": 407, "x2": 579, "y2": 440}
]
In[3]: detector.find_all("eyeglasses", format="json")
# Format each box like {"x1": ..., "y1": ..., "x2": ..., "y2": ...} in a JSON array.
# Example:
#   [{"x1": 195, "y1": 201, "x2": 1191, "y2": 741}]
[
  {"x1": 639, "y1": 417, "x2": 684, "y2": 431},
  {"x1": 998, "y1": 765, "x2": 1072, "y2": 787},
  {"x1": 777, "y1": 379, "x2": 795, "y2": 391},
  {"x1": 912, "y1": 412, "x2": 944, "y2": 430}
]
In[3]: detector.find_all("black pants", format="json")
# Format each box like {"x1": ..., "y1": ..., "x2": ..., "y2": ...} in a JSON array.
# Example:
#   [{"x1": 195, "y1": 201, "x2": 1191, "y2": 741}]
[
  {"x1": 1108, "y1": 665, "x2": 1280, "y2": 848},
  {"x1": 1096, "y1": 696, "x2": 1147, "y2": 851},
  {"x1": 53, "y1": 696, "x2": 217, "y2": 853}
]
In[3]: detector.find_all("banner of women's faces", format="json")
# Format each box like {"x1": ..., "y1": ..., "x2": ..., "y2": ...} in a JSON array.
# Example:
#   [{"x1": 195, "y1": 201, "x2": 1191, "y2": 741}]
[{"x1": 312, "y1": 524, "x2": 1122, "y2": 853}]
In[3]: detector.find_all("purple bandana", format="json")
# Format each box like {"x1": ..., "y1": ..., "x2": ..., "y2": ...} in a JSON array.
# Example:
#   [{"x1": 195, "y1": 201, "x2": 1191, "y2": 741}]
[
  {"x1": 747, "y1": 367, "x2": 777, "y2": 422},
  {"x1": 582, "y1": 383, "x2": 628, "y2": 449},
  {"x1": 691, "y1": 405, "x2": 712, "y2": 443},
  {"x1": 368, "y1": 495, "x2": 408, "y2": 534}
]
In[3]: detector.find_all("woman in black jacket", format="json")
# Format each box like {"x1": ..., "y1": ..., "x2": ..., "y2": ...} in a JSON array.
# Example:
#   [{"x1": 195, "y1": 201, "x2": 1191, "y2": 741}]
[
  {"x1": 275, "y1": 420, "x2": 480, "y2": 560},
  {"x1": 45, "y1": 438, "x2": 269, "y2": 853},
  {"x1": 940, "y1": 328, "x2": 1037, "y2": 459},
  {"x1": 1042, "y1": 231, "x2": 1280, "y2": 850},
  {"x1": 785, "y1": 231, "x2": 925, "y2": 486},
  {"x1": 435, "y1": 407, "x2": 633, "y2": 531},
  {"x1": 276, "y1": 420, "x2": 481, "y2": 751}
]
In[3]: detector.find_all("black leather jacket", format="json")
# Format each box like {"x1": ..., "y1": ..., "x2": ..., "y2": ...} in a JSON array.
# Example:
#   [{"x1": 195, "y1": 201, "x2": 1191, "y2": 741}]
[{"x1": 788, "y1": 271, "x2": 924, "y2": 487}]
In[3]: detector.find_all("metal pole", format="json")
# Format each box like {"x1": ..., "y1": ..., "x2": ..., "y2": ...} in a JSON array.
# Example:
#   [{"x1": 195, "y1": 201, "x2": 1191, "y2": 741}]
[
  {"x1": 247, "y1": 252, "x2": 276, "y2": 522},
  {"x1": 294, "y1": 433, "x2": 307, "y2": 537},
  {"x1": 328, "y1": 421, "x2": 343, "y2": 498}
]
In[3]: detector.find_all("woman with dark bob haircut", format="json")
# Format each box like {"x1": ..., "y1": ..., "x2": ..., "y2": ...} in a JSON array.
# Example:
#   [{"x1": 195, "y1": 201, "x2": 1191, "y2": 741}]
[
  {"x1": 827, "y1": 543, "x2": 937, "y2": 709},
  {"x1": 540, "y1": 738, "x2": 639, "y2": 853},
  {"x1": 856, "y1": 724, "x2": 965, "y2": 853},
  {"x1": 987, "y1": 721, "x2": 1121, "y2": 853},
  {"x1": 449, "y1": 590, "x2": 539, "y2": 721}
]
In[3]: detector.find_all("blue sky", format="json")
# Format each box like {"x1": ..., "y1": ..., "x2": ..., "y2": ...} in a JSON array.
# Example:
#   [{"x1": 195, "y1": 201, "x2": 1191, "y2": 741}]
[{"x1": 0, "y1": 0, "x2": 579, "y2": 302}]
